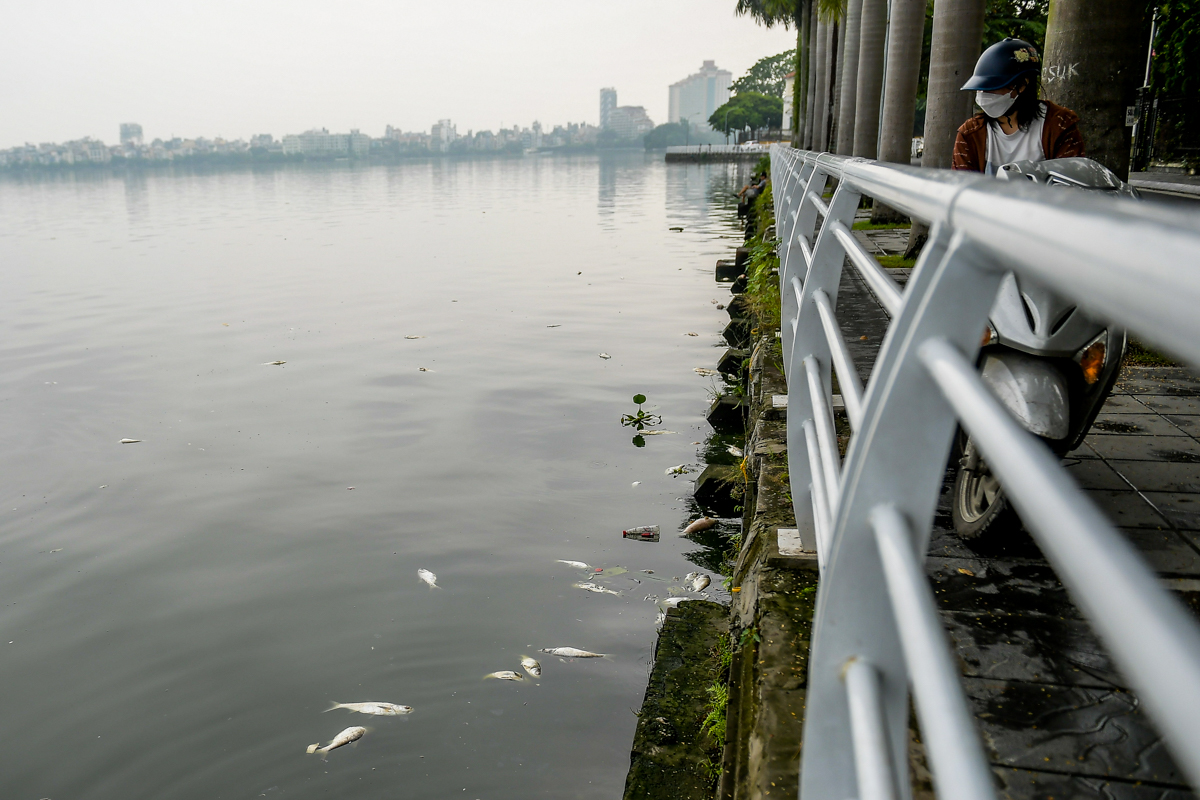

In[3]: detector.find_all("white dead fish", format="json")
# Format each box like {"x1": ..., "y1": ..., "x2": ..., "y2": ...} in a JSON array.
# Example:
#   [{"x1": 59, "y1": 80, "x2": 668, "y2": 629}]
[
  {"x1": 684, "y1": 572, "x2": 700, "y2": 582},
  {"x1": 682, "y1": 517, "x2": 718, "y2": 535},
  {"x1": 655, "y1": 612, "x2": 666, "y2": 628},
  {"x1": 662, "y1": 597, "x2": 688, "y2": 608},
  {"x1": 417, "y1": 569, "x2": 439, "y2": 589},
  {"x1": 404, "y1": 335, "x2": 425, "y2": 339},
  {"x1": 639, "y1": 430, "x2": 677, "y2": 436},
  {"x1": 326, "y1": 702, "x2": 412, "y2": 716},
  {"x1": 694, "y1": 368, "x2": 719, "y2": 377},
  {"x1": 306, "y1": 726, "x2": 366, "y2": 756},
  {"x1": 264, "y1": 361, "x2": 286, "y2": 365},
  {"x1": 574, "y1": 582, "x2": 621, "y2": 597},
  {"x1": 631, "y1": 481, "x2": 641, "y2": 488},
  {"x1": 520, "y1": 656, "x2": 541, "y2": 677},
  {"x1": 727, "y1": 445, "x2": 744, "y2": 458},
  {"x1": 119, "y1": 438, "x2": 141, "y2": 444},
  {"x1": 484, "y1": 671, "x2": 524, "y2": 681},
  {"x1": 540, "y1": 647, "x2": 605, "y2": 658},
  {"x1": 598, "y1": 353, "x2": 611, "y2": 359},
  {"x1": 557, "y1": 559, "x2": 590, "y2": 570},
  {"x1": 692, "y1": 574, "x2": 711, "y2": 592},
  {"x1": 665, "y1": 464, "x2": 690, "y2": 476}
]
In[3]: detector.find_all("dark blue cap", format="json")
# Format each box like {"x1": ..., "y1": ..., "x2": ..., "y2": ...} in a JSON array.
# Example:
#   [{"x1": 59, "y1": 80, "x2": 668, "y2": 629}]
[{"x1": 961, "y1": 38, "x2": 1041, "y2": 91}]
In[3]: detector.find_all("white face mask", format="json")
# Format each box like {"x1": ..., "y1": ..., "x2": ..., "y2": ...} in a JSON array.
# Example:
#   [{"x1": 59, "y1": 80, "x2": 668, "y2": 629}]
[{"x1": 977, "y1": 90, "x2": 1017, "y2": 118}]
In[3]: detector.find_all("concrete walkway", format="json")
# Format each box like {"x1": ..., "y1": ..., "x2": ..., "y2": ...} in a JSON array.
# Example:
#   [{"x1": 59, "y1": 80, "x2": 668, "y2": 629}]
[{"x1": 1129, "y1": 171, "x2": 1200, "y2": 199}]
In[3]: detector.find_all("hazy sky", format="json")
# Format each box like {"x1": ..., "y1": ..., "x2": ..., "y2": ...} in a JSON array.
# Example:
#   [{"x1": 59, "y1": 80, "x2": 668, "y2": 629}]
[{"x1": 0, "y1": 0, "x2": 797, "y2": 148}]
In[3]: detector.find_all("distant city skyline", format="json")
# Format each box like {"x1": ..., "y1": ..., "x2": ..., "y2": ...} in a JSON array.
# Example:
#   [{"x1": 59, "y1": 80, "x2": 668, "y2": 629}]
[{"x1": 0, "y1": 0, "x2": 794, "y2": 150}]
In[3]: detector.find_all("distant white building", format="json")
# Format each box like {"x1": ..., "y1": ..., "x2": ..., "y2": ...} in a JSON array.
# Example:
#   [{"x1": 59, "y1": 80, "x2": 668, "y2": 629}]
[
  {"x1": 431, "y1": 119, "x2": 457, "y2": 152},
  {"x1": 119, "y1": 123, "x2": 143, "y2": 146},
  {"x1": 668, "y1": 60, "x2": 732, "y2": 131},
  {"x1": 608, "y1": 106, "x2": 654, "y2": 141},
  {"x1": 600, "y1": 88, "x2": 617, "y2": 129},
  {"x1": 782, "y1": 71, "x2": 796, "y2": 132},
  {"x1": 280, "y1": 128, "x2": 369, "y2": 157}
]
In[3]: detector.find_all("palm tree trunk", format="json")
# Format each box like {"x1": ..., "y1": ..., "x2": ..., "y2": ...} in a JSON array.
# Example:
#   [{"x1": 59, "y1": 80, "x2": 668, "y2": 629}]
[
  {"x1": 922, "y1": 0, "x2": 985, "y2": 169},
  {"x1": 792, "y1": 0, "x2": 809, "y2": 145},
  {"x1": 813, "y1": 18, "x2": 830, "y2": 150},
  {"x1": 852, "y1": 0, "x2": 888, "y2": 157},
  {"x1": 1042, "y1": 0, "x2": 1148, "y2": 179},
  {"x1": 830, "y1": 19, "x2": 845, "y2": 150},
  {"x1": 878, "y1": 0, "x2": 926, "y2": 164},
  {"x1": 836, "y1": 0, "x2": 864, "y2": 155},
  {"x1": 804, "y1": 2, "x2": 819, "y2": 148}
]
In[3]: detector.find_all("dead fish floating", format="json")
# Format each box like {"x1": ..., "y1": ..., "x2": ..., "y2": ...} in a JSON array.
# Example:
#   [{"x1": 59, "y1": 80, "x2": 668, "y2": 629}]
[
  {"x1": 417, "y1": 569, "x2": 440, "y2": 589},
  {"x1": 665, "y1": 464, "x2": 691, "y2": 476},
  {"x1": 118, "y1": 438, "x2": 141, "y2": 444},
  {"x1": 727, "y1": 445, "x2": 744, "y2": 458},
  {"x1": 520, "y1": 656, "x2": 541, "y2": 677},
  {"x1": 682, "y1": 517, "x2": 718, "y2": 535},
  {"x1": 404, "y1": 335, "x2": 425, "y2": 339},
  {"x1": 694, "y1": 368, "x2": 719, "y2": 377},
  {"x1": 556, "y1": 559, "x2": 590, "y2": 570},
  {"x1": 662, "y1": 597, "x2": 688, "y2": 608},
  {"x1": 576, "y1": 582, "x2": 624, "y2": 594},
  {"x1": 484, "y1": 671, "x2": 524, "y2": 681},
  {"x1": 638, "y1": 430, "x2": 677, "y2": 436},
  {"x1": 306, "y1": 726, "x2": 366, "y2": 756},
  {"x1": 264, "y1": 361, "x2": 287, "y2": 366},
  {"x1": 540, "y1": 647, "x2": 605, "y2": 658},
  {"x1": 598, "y1": 353, "x2": 611, "y2": 359},
  {"x1": 692, "y1": 574, "x2": 711, "y2": 592},
  {"x1": 326, "y1": 702, "x2": 412, "y2": 716}
]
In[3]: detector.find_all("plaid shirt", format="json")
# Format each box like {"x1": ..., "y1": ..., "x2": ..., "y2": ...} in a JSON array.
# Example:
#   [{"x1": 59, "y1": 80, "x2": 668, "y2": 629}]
[{"x1": 952, "y1": 100, "x2": 1085, "y2": 172}]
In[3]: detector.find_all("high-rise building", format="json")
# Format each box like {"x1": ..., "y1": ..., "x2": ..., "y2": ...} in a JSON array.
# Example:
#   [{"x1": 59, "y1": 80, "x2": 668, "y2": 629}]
[
  {"x1": 668, "y1": 61, "x2": 732, "y2": 131},
  {"x1": 608, "y1": 106, "x2": 654, "y2": 141},
  {"x1": 600, "y1": 88, "x2": 617, "y2": 129},
  {"x1": 431, "y1": 119, "x2": 457, "y2": 152},
  {"x1": 119, "y1": 123, "x2": 143, "y2": 146}
]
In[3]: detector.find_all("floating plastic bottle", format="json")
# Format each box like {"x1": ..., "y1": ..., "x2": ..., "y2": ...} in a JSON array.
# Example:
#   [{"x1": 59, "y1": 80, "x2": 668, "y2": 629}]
[{"x1": 622, "y1": 525, "x2": 660, "y2": 542}]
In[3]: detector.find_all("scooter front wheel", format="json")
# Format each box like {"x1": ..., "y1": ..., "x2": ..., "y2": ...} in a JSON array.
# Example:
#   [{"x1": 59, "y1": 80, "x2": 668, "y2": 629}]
[{"x1": 952, "y1": 437, "x2": 1021, "y2": 539}]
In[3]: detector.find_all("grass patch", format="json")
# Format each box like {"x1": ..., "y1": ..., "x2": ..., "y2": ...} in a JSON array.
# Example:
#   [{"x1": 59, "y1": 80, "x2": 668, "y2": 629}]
[
  {"x1": 876, "y1": 254, "x2": 916, "y2": 269},
  {"x1": 852, "y1": 220, "x2": 911, "y2": 231},
  {"x1": 1126, "y1": 338, "x2": 1179, "y2": 367}
]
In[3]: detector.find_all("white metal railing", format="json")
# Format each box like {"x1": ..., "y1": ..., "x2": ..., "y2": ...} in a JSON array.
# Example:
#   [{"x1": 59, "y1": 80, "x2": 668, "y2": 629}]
[
  {"x1": 770, "y1": 145, "x2": 1200, "y2": 800},
  {"x1": 665, "y1": 144, "x2": 770, "y2": 154}
]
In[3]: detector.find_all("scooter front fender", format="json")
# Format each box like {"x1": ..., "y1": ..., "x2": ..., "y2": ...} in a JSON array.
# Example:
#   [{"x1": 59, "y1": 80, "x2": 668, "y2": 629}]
[{"x1": 979, "y1": 352, "x2": 1070, "y2": 440}]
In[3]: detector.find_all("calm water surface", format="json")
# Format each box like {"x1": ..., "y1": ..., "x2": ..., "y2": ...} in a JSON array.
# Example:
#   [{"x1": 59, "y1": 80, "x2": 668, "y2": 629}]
[{"x1": 0, "y1": 152, "x2": 751, "y2": 799}]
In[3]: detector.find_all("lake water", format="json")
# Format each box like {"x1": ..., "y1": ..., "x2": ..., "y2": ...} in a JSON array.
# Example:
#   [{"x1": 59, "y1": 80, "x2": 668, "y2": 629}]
[{"x1": 0, "y1": 152, "x2": 754, "y2": 799}]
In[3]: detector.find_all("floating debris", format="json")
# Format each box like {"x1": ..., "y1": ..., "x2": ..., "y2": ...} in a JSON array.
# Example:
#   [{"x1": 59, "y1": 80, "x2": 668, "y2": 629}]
[
  {"x1": 484, "y1": 671, "x2": 524, "y2": 681},
  {"x1": 417, "y1": 569, "x2": 439, "y2": 589},
  {"x1": 727, "y1": 445, "x2": 744, "y2": 458},
  {"x1": 418, "y1": 367, "x2": 434, "y2": 372},
  {"x1": 99, "y1": 485, "x2": 107, "y2": 489},
  {"x1": 49, "y1": 548, "x2": 62, "y2": 553},
  {"x1": 669, "y1": 226, "x2": 684, "y2": 232},
  {"x1": 326, "y1": 702, "x2": 412, "y2": 716},
  {"x1": 641, "y1": 569, "x2": 654, "y2": 574},
  {"x1": 622, "y1": 526, "x2": 660, "y2": 542},
  {"x1": 264, "y1": 361, "x2": 286, "y2": 366},
  {"x1": 684, "y1": 332, "x2": 699, "y2": 337},
  {"x1": 306, "y1": 726, "x2": 366, "y2": 756},
  {"x1": 716, "y1": 303, "x2": 725, "y2": 310},
  {"x1": 557, "y1": 559, "x2": 590, "y2": 570},
  {"x1": 539, "y1": 647, "x2": 605, "y2": 658},
  {"x1": 692, "y1": 574, "x2": 711, "y2": 593},
  {"x1": 639, "y1": 430, "x2": 677, "y2": 436},
  {"x1": 404, "y1": 335, "x2": 426, "y2": 339},
  {"x1": 631, "y1": 481, "x2": 641, "y2": 488},
  {"x1": 520, "y1": 656, "x2": 542, "y2": 678},
  {"x1": 598, "y1": 353, "x2": 611, "y2": 359},
  {"x1": 546, "y1": 324, "x2": 561, "y2": 328},
  {"x1": 682, "y1": 517, "x2": 718, "y2": 535},
  {"x1": 957, "y1": 567, "x2": 976, "y2": 577},
  {"x1": 665, "y1": 464, "x2": 692, "y2": 476},
  {"x1": 574, "y1": 582, "x2": 622, "y2": 596},
  {"x1": 119, "y1": 439, "x2": 141, "y2": 444}
]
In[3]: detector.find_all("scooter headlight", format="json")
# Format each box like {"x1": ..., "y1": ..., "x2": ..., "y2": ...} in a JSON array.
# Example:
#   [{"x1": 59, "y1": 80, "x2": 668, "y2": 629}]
[{"x1": 1075, "y1": 332, "x2": 1107, "y2": 385}]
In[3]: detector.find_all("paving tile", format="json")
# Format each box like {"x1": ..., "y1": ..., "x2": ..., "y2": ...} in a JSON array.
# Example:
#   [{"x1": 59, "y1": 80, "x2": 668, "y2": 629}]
[
  {"x1": 1091, "y1": 412, "x2": 1187, "y2": 436},
  {"x1": 942, "y1": 610, "x2": 1119, "y2": 688},
  {"x1": 1143, "y1": 492, "x2": 1200, "y2": 530},
  {"x1": 1163, "y1": 414, "x2": 1200, "y2": 435},
  {"x1": 1117, "y1": 527, "x2": 1200, "y2": 574},
  {"x1": 1107, "y1": 460, "x2": 1200, "y2": 493},
  {"x1": 1084, "y1": 489, "x2": 1168, "y2": 528},
  {"x1": 1116, "y1": 367, "x2": 1200, "y2": 396},
  {"x1": 966, "y1": 678, "x2": 1185, "y2": 784},
  {"x1": 1063, "y1": 458, "x2": 1128, "y2": 490},
  {"x1": 991, "y1": 768, "x2": 1195, "y2": 800},
  {"x1": 1097, "y1": 393, "x2": 1150, "y2": 413},
  {"x1": 927, "y1": 558, "x2": 1077, "y2": 618},
  {"x1": 1139, "y1": 396, "x2": 1200, "y2": 414},
  {"x1": 1082, "y1": 434, "x2": 1200, "y2": 462},
  {"x1": 1067, "y1": 440, "x2": 1099, "y2": 459}
]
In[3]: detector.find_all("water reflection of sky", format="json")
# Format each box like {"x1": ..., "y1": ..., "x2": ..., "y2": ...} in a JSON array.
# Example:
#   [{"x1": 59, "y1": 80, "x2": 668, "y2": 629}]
[{"x1": 0, "y1": 152, "x2": 756, "y2": 800}]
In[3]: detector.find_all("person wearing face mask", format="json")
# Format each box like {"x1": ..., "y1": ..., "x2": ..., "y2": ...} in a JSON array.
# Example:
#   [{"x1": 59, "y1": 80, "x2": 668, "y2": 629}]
[{"x1": 951, "y1": 38, "x2": 1085, "y2": 175}]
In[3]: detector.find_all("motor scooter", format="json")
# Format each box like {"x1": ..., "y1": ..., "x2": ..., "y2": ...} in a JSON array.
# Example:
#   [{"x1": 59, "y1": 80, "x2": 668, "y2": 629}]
[{"x1": 951, "y1": 157, "x2": 1134, "y2": 538}]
